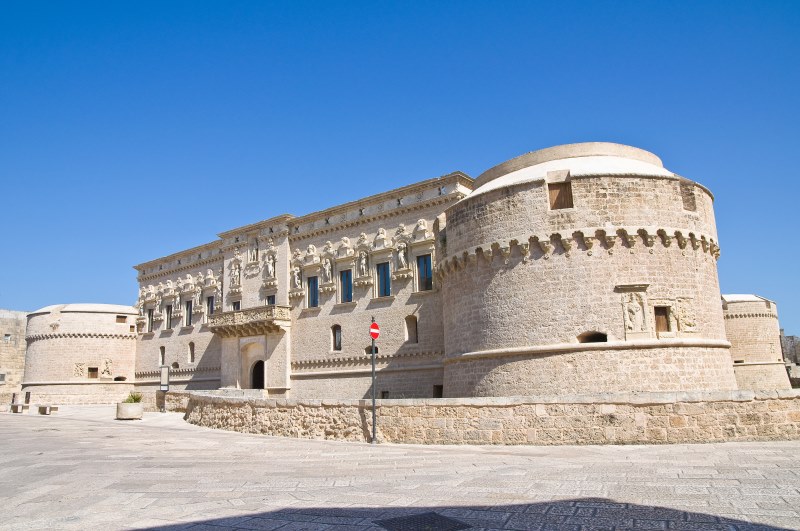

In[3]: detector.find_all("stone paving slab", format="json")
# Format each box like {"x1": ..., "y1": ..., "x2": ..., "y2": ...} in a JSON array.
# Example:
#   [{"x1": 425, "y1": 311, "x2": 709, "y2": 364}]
[{"x1": 1, "y1": 406, "x2": 799, "y2": 530}]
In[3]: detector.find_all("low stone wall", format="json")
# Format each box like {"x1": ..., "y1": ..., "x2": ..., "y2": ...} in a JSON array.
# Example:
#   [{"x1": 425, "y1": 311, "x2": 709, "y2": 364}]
[
  {"x1": 20, "y1": 383, "x2": 135, "y2": 405},
  {"x1": 169, "y1": 389, "x2": 800, "y2": 445}
]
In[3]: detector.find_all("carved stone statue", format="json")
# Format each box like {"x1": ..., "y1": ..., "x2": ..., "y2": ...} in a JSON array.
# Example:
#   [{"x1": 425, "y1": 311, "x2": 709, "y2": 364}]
[
  {"x1": 396, "y1": 224, "x2": 406, "y2": 236},
  {"x1": 357, "y1": 233, "x2": 368, "y2": 247},
  {"x1": 624, "y1": 293, "x2": 646, "y2": 332},
  {"x1": 193, "y1": 287, "x2": 202, "y2": 307},
  {"x1": 265, "y1": 254, "x2": 276, "y2": 278},
  {"x1": 397, "y1": 242, "x2": 408, "y2": 269},
  {"x1": 307, "y1": 244, "x2": 317, "y2": 256},
  {"x1": 230, "y1": 262, "x2": 241, "y2": 286},
  {"x1": 250, "y1": 241, "x2": 259, "y2": 262},
  {"x1": 322, "y1": 258, "x2": 333, "y2": 283},
  {"x1": 416, "y1": 219, "x2": 427, "y2": 232},
  {"x1": 233, "y1": 246, "x2": 242, "y2": 262},
  {"x1": 358, "y1": 251, "x2": 368, "y2": 277},
  {"x1": 101, "y1": 359, "x2": 113, "y2": 378},
  {"x1": 292, "y1": 266, "x2": 302, "y2": 289}
]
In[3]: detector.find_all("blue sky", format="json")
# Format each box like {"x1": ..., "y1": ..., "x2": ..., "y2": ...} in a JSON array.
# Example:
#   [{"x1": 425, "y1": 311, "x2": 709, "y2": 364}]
[{"x1": 1, "y1": 1, "x2": 798, "y2": 331}]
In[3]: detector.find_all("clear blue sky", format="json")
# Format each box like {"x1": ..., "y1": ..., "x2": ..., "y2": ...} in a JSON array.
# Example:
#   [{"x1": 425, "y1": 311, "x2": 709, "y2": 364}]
[{"x1": 1, "y1": 1, "x2": 798, "y2": 331}]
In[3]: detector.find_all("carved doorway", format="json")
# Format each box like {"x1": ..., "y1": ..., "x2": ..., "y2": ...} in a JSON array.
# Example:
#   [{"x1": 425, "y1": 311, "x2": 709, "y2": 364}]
[{"x1": 251, "y1": 360, "x2": 265, "y2": 390}]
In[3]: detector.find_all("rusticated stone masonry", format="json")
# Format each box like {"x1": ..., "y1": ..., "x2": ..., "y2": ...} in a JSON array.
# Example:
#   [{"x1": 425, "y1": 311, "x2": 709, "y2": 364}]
[{"x1": 162, "y1": 389, "x2": 800, "y2": 446}]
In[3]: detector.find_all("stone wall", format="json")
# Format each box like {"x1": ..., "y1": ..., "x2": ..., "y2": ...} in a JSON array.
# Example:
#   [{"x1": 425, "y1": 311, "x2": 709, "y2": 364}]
[
  {"x1": 21, "y1": 383, "x2": 134, "y2": 405},
  {"x1": 170, "y1": 389, "x2": 800, "y2": 446},
  {"x1": 0, "y1": 309, "x2": 27, "y2": 402}
]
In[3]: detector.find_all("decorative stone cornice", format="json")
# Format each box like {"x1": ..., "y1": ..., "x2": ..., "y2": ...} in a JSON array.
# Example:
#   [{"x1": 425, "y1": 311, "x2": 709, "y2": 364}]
[
  {"x1": 437, "y1": 227, "x2": 720, "y2": 277},
  {"x1": 291, "y1": 350, "x2": 443, "y2": 371},
  {"x1": 26, "y1": 332, "x2": 137, "y2": 343},
  {"x1": 288, "y1": 194, "x2": 461, "y2": 244},
  {"x1": 724, "y1": 312, "x2": 778, "y2": 320},
  {"x1": 135, "y1": 366, "x2": 221, "y2": 378},
  {"x1": 137, "y1": 256, "x2": 223, "y2": 283}
]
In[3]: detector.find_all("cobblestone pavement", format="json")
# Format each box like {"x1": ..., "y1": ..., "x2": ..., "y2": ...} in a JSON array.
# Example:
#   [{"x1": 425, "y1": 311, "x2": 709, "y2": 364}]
[{"x1": 1, "y1": 407, "x2": 800, "y2": 530}]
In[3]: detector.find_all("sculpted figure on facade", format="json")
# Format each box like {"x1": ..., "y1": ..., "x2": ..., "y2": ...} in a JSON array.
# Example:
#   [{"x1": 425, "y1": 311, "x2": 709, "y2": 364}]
[
  {"x1": 322, "y1": 258, "x2": 333, "y2": 284},
  {"x1": 397, "y1": 242, "x2": 408, "y2": 269},
  {"x1": 292, "y1": 266, "x2": 302, "y2": 289},
  {"x1": 101, "y1": 358, "x2": 112, "y2": 378},
  {"x1": 306, "y1": 244, "x2": 317, "y2": 256},
  {"x1": 624, "y1": 293, "x2": 646, "y2": 332},
  {"x1": 230, "y1": 262, "x2": 241, "y2": 286},
  {"x1": 250, "y1": 240, "x2": 259, "y2": 262},
  {"x1": 265, "y1": 254, "x2": 276, "y2": 278},
  {"x1": 357, "y1": 232, "x2": 368, "y2": 247},
  {"x1": 358, "y1": 251, "x2": 368, "y2": 277}
]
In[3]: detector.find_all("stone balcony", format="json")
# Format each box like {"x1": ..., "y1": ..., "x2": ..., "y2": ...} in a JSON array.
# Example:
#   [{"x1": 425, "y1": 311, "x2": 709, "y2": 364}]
[{"x1": 208, "y1": 305, "x2": 291, "y2": 337}]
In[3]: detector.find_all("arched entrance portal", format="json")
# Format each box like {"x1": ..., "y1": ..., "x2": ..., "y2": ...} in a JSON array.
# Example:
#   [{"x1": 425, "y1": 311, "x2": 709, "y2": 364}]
[{"x1": 251, "y1": 360, "x2": 265, "y2": 390}]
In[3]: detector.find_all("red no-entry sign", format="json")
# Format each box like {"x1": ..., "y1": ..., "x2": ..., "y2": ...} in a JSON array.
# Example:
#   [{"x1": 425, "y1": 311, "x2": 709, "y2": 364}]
[{"x1": 369, "y1": 322, "x2": 380, "y2": 340}]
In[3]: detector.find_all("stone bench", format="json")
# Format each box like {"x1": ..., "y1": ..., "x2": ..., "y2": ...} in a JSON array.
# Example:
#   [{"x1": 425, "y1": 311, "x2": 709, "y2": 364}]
[
  {"x1": 37, "y1": 405, "x2": 58, "y2": 415},
  {"x1": 10, "y1": 403, "x2": 29, "y2": 413}
]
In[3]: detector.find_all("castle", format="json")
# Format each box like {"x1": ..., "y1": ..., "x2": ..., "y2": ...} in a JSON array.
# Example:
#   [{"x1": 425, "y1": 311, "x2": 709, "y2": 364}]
[{"x1": 3, "y1": 142, "x2": 792, "y2": 406}]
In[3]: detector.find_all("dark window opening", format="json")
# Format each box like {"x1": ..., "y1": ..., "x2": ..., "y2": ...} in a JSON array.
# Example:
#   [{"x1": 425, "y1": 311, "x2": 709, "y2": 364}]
[
  {"x1": 113, "y1": 376, "x2": 127, "y2": 381},
  {"x1": 340, "y1": 269, "x2": 353, "y2": 303},
  {"x1": 377, "y1": 262, "x2": 391, "y2": 297},
  {"x1": 548, "y1": 181, "x2": 574, "y2": 210},
  {"x1": 433, "y1": 385, "x2": 443, "y2": 398},
  {"x1": 87, "y1": 367, "x2": 99, "y2": 379},
  {"x1": 115, "y1": 315, "x2": 127, "y2": 323},
  {"x1": 307, "y1": 276, "x2": 319, "y2": 307},
  {"x1": 577, "y1": 331, "x2": 608, "y2": 343},
  {"x1": 417, "y1": 254, "x2": 433, "y2": 291},
  {"x1": 655, "y1": 306, "x2": 671, "y2": 334},
  {"x1": 232, "y1": 301, "x2": 241, "y2": 311},
  {"x1": 147, "y1": 309, "x2": 154, "y2": 332},
  {"x1": 207, "y1": 296, "x2": 215, "y2": 316},
  {"x1": 381, "y1": 391, "x2": 390, "y2": 399},
  {"x1": 129, "y1": 325, "x2": 135, "y2": 333},
  {"x1": 365, "y1": 346, "x2": 379, "y2": 355},
  {"x1": 266, "y1": 295, "x2": 276, "y2": 305},
  {"x1": 332, "y1": 325, "x2": 342, "y2": 351},
  {"x1": 405, "y1": 315, "x2": 418, "y2": 343},
  {"x1": 165, "y1": 305, "x2": 173, "y2": 329},
  {"x1": 185, "y1": 301, "x2": 192, "y2": 326}
]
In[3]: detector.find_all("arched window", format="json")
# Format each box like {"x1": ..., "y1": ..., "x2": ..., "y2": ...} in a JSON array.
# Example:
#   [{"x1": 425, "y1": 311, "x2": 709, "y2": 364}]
[
  {"x1": 405, "y1": 315, "x2": 418, "y2": 344},
  {"x1": 577, "y1": 331, "x2": 608, "y2": 343},
  {"x1": 332, "y1": 325, "x2": 342, "y2": 351},
  {"x1": 188, "y1": 342, "x2": 195, "y2": 363},
  {"x1": 159, "y1": 346, "x2": 165, "y2": 366}
]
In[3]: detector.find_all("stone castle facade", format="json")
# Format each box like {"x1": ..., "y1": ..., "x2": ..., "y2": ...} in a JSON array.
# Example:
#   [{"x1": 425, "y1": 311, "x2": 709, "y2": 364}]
[{"x1": 13, "y1": 143, "x2": 793, "y2": 404}]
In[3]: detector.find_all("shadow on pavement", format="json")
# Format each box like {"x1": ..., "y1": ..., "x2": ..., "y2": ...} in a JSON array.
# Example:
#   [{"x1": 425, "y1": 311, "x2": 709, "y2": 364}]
[{"x1": 140, "y1": 497, "x2": 792, "y2": 530}]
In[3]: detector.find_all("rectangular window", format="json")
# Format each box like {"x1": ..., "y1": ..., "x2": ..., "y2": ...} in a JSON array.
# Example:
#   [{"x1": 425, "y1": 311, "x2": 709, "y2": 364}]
[
  {"x1": 307, "y1": 276, "x2": 319, "y2": 308},
  {"x1": 159, "y1": 346, "x2": 165, "y2": 366},
  {"x1": 3, "y1": 334, "x2": 11, "y2": 343},
  {"x1": 433, "y1": 385, "x2": 443, "y2": 398},
  {"x1": 332, "y1": 325, "x2": 342, "y2": 351},
  {"x1": 115, "y1": 315, "x2": 127, "y2": 323},
  {"x1": 381, "y1": 391, "x2": 390, "y2": 399},
  {"x1": 655, "y1": 306, "x2": 671, "y2": 334},
  {"x1": 340, "y1": 269, "x2": 353, "y2": 303},
  {"x1": 165, "y1": 305, "x2": 173, "y2": 329},
  {"x1": 87, "y1": 367, "x2": 98, "y2": 379},
  {"x1": 232, "y1": 301, "x2": 241, "y2": 312},
  {"x1": 0, "y1": 373, "x2": 6, "y2": 383},
  {"x1": 147, "y1": 309, "x2": 154, "y2": 332},
  {"x1": 206, "y1": 296, "x2": 214, "y2": 316},
  {"x1": 185, "y1": 301, "x2": 192, "y2": 326},
  {"x1": 548, "y1": 181, "x2": 574, "y2": 210},
  {"x1": 417, "y1": 254, "x2": 433, "y2": 291},
  {"x1": 377, "y1": 262, "x2": 391, "y2": 297},
  {"x1": 266, "y1": 295, "x2": 276, "y2": 305}
]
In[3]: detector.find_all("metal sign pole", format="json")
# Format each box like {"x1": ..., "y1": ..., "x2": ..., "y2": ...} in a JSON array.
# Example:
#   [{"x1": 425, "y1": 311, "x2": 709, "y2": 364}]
[{"x1": 371, "y1": 316, "x2": 377, "y2": 444}]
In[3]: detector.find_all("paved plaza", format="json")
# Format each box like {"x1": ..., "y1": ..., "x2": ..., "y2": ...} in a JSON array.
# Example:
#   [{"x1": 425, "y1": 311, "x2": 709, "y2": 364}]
[{"x1": 1, "y1": 407, "x2": 800, "y2": 530}]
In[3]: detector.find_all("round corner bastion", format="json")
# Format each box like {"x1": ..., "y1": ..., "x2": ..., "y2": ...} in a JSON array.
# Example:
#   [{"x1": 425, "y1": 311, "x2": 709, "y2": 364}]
[
  {"x1": 438, "y1": 142, "x2": 736, "y2": 397},
  {"x1": 22, "y1": 303, "x2": 138, "y2": 404}
]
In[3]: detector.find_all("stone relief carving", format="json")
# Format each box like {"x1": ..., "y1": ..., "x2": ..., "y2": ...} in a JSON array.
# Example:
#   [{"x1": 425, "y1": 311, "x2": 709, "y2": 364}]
[
  {"x1": 292, "y1": 266, "x2": 302, "y2": 289},
  {"x1": 623, "y1": 292, "x2": 647, "y2": 333},
  {"x1": 249, "y1": 240, "x2": 259, "y2": 262},
  {"x1": 101, "y1": 358, "x2": 112, "y2": 378},
  {"x1": 414, "y1": 219, "x2": 431, "y2": 241},
  {"x1": 74, "y1": 363, "x2": 85, "y2": 378},
  {"x1": 230, "y1": 261, "x2": 241, "y2": 286},
  {"x1": 265, "y1": 254, "x2": 276, "y2": 278},
  {"x1": 338, "y1": 236, "x2": 353, "y2": 257},
  {"x1": 357, "y1": 232, "x2": 368, "y2": 247},
  {"x1": 306, "y1": 244, "x2": 317, "y2": 256},
  {"x1": 677, "y1": 298, "x2": 697, "y2": 332}
]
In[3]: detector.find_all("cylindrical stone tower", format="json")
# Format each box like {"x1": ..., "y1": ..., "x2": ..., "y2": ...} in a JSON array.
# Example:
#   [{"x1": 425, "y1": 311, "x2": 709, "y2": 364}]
[
  {"x1": 23, "y1": 304, "x2": 137, "y2": 404},
  {"x1": 439, "y1": 142, "x2": 737, "y2": 397},
  {"x1": 722, "y1": 294, "x2": 791, "y2": 390}
]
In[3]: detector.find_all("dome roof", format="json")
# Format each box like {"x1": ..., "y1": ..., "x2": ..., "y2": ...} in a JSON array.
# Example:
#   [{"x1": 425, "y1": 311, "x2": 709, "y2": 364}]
[
  {"x1": 470, "y1": 142, "x2": 675, "y2": 198},
  {"x1": 29, "y1": 303, "x2": 138, "y2": 316}
]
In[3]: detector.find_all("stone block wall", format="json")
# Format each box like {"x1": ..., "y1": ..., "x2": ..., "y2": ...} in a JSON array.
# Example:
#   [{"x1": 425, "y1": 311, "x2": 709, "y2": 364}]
[
  {"x1": 0, "y1": 309, "x2": 27, "y2": 402},
  {"x1": 170, "y1": 389, "x2": 800, "y2": 446}
]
